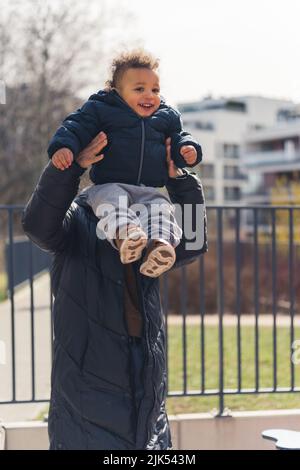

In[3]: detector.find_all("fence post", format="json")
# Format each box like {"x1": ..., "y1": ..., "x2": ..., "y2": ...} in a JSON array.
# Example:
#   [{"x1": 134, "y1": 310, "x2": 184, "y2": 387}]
[{"x1": 216, "y1": 207, "x2": 224, "y2": 416}]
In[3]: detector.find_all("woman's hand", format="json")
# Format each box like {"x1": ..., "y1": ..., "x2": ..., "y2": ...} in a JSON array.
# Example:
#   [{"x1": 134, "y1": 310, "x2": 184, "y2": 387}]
[
  {"x1": 165, "y1": 137, "x2": 184, "y2": 178},
  {"x1": 76, "y1": 132, "x2": 108, "y2": 169}
]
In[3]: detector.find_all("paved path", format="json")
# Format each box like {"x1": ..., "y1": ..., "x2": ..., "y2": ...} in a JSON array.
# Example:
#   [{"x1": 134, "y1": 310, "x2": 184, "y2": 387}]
[{"x1": 0, "y1": 272, "x2": 52, "y2": 422}]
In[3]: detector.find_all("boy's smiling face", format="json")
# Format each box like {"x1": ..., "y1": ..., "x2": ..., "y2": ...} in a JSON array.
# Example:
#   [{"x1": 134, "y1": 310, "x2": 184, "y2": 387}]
[{"x1": 116, "y1": 68, "x2": 161, "y2": 117}]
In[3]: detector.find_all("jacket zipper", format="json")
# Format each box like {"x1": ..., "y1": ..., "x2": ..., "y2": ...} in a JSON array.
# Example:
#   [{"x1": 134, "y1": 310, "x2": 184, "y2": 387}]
[
  {"x1": 136, "y1": 120, "x2": 145, "y2": 186},
  {"x1": 134, "y1": 263, "x2": 157, "y2": 448},
  {"x1": 110, "y1": 91, "x2": 146, "y2": 186}
]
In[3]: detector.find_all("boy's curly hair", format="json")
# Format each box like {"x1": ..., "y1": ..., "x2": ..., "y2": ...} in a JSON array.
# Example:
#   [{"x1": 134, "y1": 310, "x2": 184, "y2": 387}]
[{"x1": 105, "y1": 49, "x2": 160, "y2": 90}]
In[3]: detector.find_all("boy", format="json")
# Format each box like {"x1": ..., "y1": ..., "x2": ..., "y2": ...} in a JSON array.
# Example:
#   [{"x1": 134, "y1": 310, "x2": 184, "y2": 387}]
[{"x1": 48, "y1": 49, "x2": 202, "y2": 277}]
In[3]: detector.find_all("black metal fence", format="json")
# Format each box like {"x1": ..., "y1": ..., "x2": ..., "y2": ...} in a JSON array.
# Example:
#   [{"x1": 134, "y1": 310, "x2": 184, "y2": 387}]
[{"x1": 0, "y1": 204, "x2": 300, "y2": 415}]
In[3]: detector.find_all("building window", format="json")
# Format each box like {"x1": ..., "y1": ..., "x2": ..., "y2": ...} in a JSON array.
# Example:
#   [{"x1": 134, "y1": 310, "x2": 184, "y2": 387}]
[
  {"x1": 200, "y1": 164, "x2": 215, "y2": 179},
  {"x1": 225, "y1": 101, "x2": 246, "y2": 112},
  {"x1": 248, "y1": 123, "x2": 265, "y2": 131},
  {"x1": 194, "y1": 121, "x2": 214, "y2": 131},
  {"x1": 223, "y1": 144, "x2": 240, "y2": 159},
  {"x1": 178, "y1": 105, "x2": 201, "y2": 113},
  {"x1": 182, "y1": 120, "x2": 214, "y2": 131},
  {"x1": 224, "y1": 187, "x2": 241, "y2": 201},
  {"x1": 204, "y1": 186, "x2": 215, "y2": 201},
  {"x1": 224, "y1": 165, "x2": 245, "y2": 180}
]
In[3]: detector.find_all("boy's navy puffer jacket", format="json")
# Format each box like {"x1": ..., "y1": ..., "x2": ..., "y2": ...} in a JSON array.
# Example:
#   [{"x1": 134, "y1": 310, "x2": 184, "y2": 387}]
[{"x1": 47, "y1": 89, "x2": 202, "y2": 187}]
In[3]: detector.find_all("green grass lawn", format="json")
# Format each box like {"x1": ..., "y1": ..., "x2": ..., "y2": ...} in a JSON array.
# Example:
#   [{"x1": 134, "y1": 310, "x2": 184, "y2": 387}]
[
  {"x1": 166, "y1": 324, "x2": 300, "y2": 415},
  {"x1": 0, "y1": 272, "x2": 7, "y2": 302},
  {"x1": 35, "y1": 323, "x2": 300, "y2": 420}
]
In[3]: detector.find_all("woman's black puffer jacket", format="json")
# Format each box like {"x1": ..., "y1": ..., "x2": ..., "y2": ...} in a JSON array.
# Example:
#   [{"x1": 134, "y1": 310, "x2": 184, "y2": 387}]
[{"x1": 22, "y1": 161, "x2": 207, "y2": 449}]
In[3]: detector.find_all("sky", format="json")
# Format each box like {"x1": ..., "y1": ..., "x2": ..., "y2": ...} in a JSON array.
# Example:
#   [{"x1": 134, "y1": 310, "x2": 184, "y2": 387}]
[{"x1": 112, "y1": 0, "x2": 300, "y2": 106}]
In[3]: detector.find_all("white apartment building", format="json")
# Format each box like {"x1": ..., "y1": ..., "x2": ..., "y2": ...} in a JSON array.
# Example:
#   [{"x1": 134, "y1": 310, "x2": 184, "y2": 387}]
[
  {"x1": 177, "y1": 96, "x2": 293, "y2": 205},
  {"x1": 241, "y1": 105, "x2": 300, "y2": 204}
]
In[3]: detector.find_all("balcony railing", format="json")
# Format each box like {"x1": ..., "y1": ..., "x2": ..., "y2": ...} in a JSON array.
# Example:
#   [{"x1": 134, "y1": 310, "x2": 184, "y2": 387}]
[{"x1": 241, "y1": 149, "x2": 300, "y2": 168}]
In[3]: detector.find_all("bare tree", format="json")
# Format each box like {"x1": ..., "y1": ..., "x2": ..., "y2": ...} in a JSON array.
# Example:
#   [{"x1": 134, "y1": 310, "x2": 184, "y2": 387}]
[{"x1": 0, "y1": 0, "x2": 140, "y2": 204}]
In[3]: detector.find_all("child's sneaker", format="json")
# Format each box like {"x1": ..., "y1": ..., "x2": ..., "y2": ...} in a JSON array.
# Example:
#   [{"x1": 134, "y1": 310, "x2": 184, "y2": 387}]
[
  {"x1": 116, "y1": 225, "x2": 148, "y2": 264},
  {"x1": 139, "y1": 239, "x2": 176, "y2": 277}
]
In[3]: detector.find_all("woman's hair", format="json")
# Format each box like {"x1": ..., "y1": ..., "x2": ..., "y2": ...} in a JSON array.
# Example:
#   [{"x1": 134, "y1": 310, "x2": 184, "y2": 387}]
[{"x1": 105, "y1": 48, "x2": 160, "y2": 90}]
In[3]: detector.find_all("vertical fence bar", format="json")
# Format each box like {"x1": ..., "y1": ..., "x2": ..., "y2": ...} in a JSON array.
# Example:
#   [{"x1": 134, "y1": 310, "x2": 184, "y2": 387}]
[
  {"x1": 253, "y1": 208, "x2": 259, "y2": 391},
  {"x1": 216, "y1": 207, "x2": 224, "y2": 415},
  {"x1": 288, "y1": 208, "x2": 295, "y2": 390},
  {"x1": 181, "y1": 265, "x2": 187, "y2": 395},
  {"x1": 235, "y1": 207, "x2": 242, "y2": 391},
  {"x1": 28, "y1": 240, "x2": 36, "y2": 401},
  {"x1": 199, "y1": 255, "x2": 205, "y2": 393},
  {"x1": 162, "y1": 274, "x2": 169, "y2": 394},
  {"x1": 8, "y1": 208, "x2": 16, "y2": 401},
  {"x1": 50, "y1": 272, "x2": 54, "y2": 363},
  {"x1": 271, "y1": 208, "x2": 277, "y2": 390}
]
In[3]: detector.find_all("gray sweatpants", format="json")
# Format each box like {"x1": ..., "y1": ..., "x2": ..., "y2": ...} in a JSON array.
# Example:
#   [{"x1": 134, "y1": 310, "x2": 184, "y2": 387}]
[{"x1": 83, "y1": 183, "x2": 182, "y2": 250}]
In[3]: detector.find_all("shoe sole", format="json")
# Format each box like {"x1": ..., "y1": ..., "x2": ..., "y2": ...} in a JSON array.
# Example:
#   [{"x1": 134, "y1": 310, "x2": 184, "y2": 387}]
[
  {"x1": 139, "y1": 243, "x2": 176, "y2": 277},
  {"x1": 119, "y1": 230, "x2": 148, "y2": 264}
]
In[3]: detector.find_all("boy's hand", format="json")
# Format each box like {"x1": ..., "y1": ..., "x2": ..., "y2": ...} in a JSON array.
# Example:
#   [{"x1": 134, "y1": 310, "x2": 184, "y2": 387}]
[
  {"x1": 180, "y1": 145, "x2": 197, "y2": 165},
  {"x1": 52, "y1": 148, "x2": 74, "y2": 170}
]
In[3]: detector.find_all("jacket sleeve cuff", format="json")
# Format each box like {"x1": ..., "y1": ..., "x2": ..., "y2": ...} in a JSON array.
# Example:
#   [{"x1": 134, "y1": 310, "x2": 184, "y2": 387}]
[
  {"x1": 47, "y1": 141, "x2": 79, "y2": 159},
  {"x1": 174, "y1": 168, "x2": 189, "y2": 179},
  {"x1": 47, "y1": 160, "x2": 86, "y2": 179},
  {"x1": 171, "y1": 138, "x2": 202, "y2": 169},
  {"x1": 167, "y1": 168, "x2": 192, "y2": 184},
  {"x1": 166, "y1": 169, "x2": 202, "y2": 194}
]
